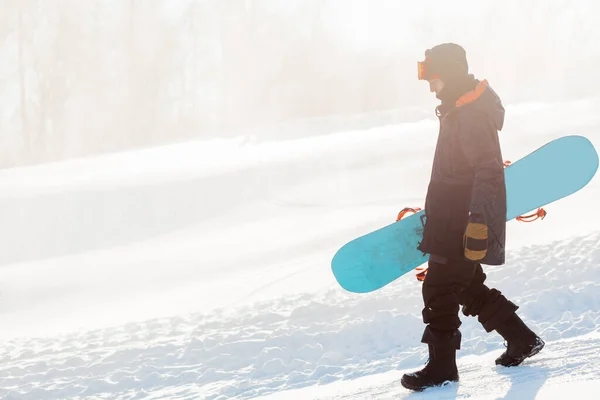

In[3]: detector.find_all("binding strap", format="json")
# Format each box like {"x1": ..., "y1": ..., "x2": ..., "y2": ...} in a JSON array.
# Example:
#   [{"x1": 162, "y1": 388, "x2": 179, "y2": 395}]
[
  {"x1": 397, "y1": 207, "x2": 422, "y2": 221},
  {"x1": 516, "y1": 208, "x2": 547, "y2": 222}
]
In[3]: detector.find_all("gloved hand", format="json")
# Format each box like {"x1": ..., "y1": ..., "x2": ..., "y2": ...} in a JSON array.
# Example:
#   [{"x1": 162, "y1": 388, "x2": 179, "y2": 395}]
[{"x1": 464, "y1": 213, "x2": 488, "y2": 261}]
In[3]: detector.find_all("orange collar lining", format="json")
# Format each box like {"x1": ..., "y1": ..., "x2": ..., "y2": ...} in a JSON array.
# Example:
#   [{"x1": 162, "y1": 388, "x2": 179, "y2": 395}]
[{"x1": 456, "y1": 80, "x2": 489, "y2": 107}]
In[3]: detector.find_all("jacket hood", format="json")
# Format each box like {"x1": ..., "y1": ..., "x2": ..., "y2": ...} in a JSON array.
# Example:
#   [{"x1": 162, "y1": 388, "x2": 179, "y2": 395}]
[{"x1": 456, "y1": 80, "x2": 505, "y2": 131}]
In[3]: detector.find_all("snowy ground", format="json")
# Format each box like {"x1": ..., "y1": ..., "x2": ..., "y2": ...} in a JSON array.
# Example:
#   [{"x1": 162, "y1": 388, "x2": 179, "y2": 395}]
[{"x1": 1, "y1": 97, "x2": 600, "y2": 399}]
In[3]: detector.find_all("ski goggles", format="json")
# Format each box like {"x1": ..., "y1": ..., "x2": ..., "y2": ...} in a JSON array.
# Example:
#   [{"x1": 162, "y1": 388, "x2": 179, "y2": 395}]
[{"x1": 417, "y1": 58, "x2": 440, "y2": 81}]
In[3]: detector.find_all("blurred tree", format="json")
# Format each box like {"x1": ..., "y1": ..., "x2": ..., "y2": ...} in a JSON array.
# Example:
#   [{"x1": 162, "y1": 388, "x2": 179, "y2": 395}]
[
  {"x1": 17, "y1": 0, "x2": 29, "y2": 154},
  {"x1": 0, "y1": 0, "x2": 599, "y2": 166}
]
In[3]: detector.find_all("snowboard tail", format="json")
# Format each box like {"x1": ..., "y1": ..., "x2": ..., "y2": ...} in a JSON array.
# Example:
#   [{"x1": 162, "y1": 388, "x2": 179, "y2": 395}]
[{"x1": 331, "y1": 135, "x2": 599, "y2": 293}]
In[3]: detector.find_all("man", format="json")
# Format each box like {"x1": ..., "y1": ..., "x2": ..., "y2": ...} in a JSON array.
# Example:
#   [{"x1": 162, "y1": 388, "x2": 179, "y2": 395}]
[{"x1": 401, "y1": 43, "x2": 545, "y2": 392}]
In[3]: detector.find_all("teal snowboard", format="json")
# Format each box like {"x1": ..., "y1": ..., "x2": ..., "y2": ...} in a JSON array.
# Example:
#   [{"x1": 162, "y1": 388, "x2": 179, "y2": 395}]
[{"x1": 331, "y1": 135, "x2": 599, "y2": 293}]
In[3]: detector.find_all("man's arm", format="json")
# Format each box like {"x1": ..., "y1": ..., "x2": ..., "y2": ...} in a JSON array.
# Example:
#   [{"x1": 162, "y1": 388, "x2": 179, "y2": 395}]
[
  {"x1": 459, "y1": 110, "x2": 504, "y2": 261},
  {"x1": 458, "y1": 110, "x2": 504, "y2": 218}
]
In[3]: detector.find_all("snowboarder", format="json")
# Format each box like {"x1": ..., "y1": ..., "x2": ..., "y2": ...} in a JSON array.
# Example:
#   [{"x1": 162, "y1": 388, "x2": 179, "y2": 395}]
[{"x1": 401, "y1": 43, "x2": 545, "y2": 392}]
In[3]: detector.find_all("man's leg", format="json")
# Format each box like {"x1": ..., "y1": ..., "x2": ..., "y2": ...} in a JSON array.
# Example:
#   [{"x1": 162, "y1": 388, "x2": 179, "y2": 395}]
[
  {"x1": 401, "y1": 257, "x2": 476, "y2": 391},
  {"x1": 458, "y1": 263, "x2": 518, "y2": 332},
  {"x1": 458, "y1": 263, "x2": 545, "y2": 366},
  {"x1": 421, "y1": 257, "x2": 478, "y2": 333}
]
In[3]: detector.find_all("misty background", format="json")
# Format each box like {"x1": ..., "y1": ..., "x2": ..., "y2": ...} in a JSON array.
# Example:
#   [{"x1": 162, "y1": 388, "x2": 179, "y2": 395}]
[{"x1": 1, "y1": 0, "x2": 599, "y2": 167}]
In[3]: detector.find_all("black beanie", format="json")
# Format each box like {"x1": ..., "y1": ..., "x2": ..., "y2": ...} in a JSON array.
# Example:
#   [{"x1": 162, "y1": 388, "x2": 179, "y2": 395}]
[{"x1": 425, "y1": 43, "x2": 469, "y2": 83}]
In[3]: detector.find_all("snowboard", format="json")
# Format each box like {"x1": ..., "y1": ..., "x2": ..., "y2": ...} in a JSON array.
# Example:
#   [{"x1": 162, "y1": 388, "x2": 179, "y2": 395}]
[{"x1": 331, "y1": 135, "x2": 599, "y2": 293}]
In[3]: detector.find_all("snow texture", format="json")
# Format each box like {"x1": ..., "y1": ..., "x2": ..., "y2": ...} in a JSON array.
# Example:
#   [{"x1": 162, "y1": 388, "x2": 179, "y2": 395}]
[{"x1": 1, "y1": 99, "x2": 600, "y2": 399}]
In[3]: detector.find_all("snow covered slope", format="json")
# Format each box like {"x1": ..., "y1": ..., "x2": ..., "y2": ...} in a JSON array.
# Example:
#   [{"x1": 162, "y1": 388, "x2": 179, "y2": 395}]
[
  {"x1": 1, "y1": 98, "x2": 600, "y2": 399},
  {"x1": 260, "y1": 332, "x2": 600, "y2": 400}
]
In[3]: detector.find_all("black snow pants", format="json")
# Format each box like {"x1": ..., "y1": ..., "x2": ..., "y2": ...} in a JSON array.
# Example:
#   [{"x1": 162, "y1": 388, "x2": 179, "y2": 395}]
[{"x1": 420, "y1": 257, "x2": 518, "y2": 348}]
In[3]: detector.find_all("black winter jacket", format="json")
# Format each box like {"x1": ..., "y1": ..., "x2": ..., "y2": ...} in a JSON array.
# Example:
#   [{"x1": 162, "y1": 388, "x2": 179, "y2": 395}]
[{"x1": 417, "y1": 80, "x2": 507, "y2": 265}]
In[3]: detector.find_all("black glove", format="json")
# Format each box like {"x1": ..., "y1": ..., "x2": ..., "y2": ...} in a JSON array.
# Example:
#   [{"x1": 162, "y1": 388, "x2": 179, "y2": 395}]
[{"x1": 464, "y1": 213, "x2": 488, "y2": 261}]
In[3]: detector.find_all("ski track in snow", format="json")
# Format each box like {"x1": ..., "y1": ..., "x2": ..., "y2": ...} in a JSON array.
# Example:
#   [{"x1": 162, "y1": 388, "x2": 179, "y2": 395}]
[{"x1": 2, "y1": 232, "x2": 600, "y2": 399}]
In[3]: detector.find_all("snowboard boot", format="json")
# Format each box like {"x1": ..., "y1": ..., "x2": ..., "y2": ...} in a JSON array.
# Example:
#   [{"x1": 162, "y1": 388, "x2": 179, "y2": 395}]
[
  {"x1": 401, "y1": 329, "x2": 460, "y2": 391},
  {"x1": 495, "y1": 313, "x2": 545, "y2": 367}
]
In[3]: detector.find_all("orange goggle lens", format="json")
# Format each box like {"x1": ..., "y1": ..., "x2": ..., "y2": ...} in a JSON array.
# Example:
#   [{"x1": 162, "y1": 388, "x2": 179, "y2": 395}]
[
  {"x1": 417, "y1": 61, "x2": 428, "y2": 80},
  {"x1": 418, "y1": 60, "x2": 440, "y2": 81}
]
